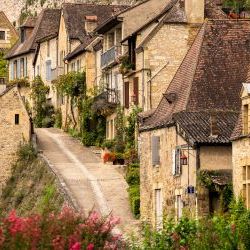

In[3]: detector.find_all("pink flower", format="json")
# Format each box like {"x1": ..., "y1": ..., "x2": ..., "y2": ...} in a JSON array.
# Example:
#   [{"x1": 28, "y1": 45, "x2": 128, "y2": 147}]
[
  {"x1": 70, "y1": 242, "x2": 81, "y2": 250},
  {"x1": 87, "y1": 243, "x2": 94, "y2": 250}
]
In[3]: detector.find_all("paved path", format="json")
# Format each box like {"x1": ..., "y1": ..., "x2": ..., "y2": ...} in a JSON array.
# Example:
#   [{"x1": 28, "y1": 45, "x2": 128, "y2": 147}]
[{"x1": 36, "y1": 128, "x2": 138, "y2": 234}]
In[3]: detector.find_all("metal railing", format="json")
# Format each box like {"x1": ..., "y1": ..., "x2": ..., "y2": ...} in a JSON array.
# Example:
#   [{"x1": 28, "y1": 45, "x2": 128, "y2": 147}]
[{"x1": 101, "y1": 46, "x2": 121, "y2": 69}]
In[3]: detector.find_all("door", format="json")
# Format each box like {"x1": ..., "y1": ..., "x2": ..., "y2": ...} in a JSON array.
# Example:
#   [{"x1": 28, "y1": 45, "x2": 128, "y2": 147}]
[
  {"x1": 176, "y1": 195, "x2": 183, "y2": 220},
  {"x1": 155, "y1": 189, "x2": 163, "y2": 229}
]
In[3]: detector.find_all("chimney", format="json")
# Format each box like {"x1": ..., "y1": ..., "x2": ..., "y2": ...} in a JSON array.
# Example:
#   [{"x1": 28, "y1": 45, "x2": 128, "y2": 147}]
[
  {"x1": 85, "y1": 15, "x2": 98, "y2": 33},
  {"x1": 210, "y1": 113, "x2": 220, "y2": 138},
  {"x1": 184, "y1": 0, "x2": 205, "y2": 24}
]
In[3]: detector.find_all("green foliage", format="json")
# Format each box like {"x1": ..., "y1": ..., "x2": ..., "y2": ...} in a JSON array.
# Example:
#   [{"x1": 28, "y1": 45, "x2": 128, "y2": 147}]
[
  {"x1": 79, "y1": 96, "x2": 106, "y2": 147},
  {"x1": 8, "y1": 78, "x2": 30, "y2": 87},
  {"x1": 130, "y1": 199, "x2": 250, "y2": 250},
  {"x1": 54, "y1": 109, "x2": 62, "y2": 128},
  {"x1": 114, "y1": 105, "x2": 125, "y2": 153},
  {"x1": 126, "y1": 167, "x2": 140, "y2": 186},
  {"x1": 17, "y1": 143, "x2": 37, "y2": 162},
  {"x1": 128, "y1": 185, "x2": 140, "y2": 218},
  {"x1": 223, "y1": 0, "x2": 250, "y2": 11},
  {"x1": 55, "y1": 71, "x2": 86, "y2": 100},
  {"x1": 0, "y1": 143, "x2": 64, "y2": 216},
  {"x1": 119, "y1": 55, "x2": 134, "y2": 75},
  {"x1": 0, "y1": 52, "x2": 7, "y2": 78},
  {"x1": 31, "y1": 76, "x2": 54, "y2": 128},
  {"x1": 102, "y1": 139, "x2": 116, "y2": 150}
]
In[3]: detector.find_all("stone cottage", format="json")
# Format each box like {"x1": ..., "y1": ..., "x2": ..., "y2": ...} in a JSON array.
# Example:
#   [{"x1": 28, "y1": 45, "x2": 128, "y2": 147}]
[
  {"x1": 6, "y1": 9, "x2": 62, "y2": 105},
  {"x1": 121, "y1": 0, "x2": 226, "y2": 112},
  {"x1": 138, "y1": 19, "x2": 250, "y2": 228},
  {"x1": 56, "y1": 3, "x2": 127, "y2": 129},
  {"x1": 32, "y1": 9, "x2": 61, "y2": 108},
  {"x1": 0, "y1": 85, "x2": 31, "y2": 190},
  {"x1": 95, "y1": 0, "x2": 226, "y2": 140},
  {"x1": 231, "y1": 84, "x2": 250, "y2": 209},
  {"x1": 0, "y1": 11, "x2": 18, "y2": 87}
]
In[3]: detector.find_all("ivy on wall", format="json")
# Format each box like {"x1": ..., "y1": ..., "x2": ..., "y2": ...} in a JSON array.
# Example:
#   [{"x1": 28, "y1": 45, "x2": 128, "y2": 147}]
[{"x1": 31, "y1": 76, "x2": 54, "y2": 128}]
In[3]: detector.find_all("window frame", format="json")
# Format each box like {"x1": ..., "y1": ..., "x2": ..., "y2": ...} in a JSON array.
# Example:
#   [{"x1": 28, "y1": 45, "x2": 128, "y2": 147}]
[{"x1": 0, "y1": 30, "x2": 6, "y2": 41}]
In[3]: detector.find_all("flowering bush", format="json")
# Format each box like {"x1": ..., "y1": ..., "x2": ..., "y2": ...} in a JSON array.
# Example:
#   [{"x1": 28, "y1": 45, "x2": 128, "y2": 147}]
[
  {"x1": 0, "y1": 207, "x2": 123, "y2": 249},
  {"x1": 102, "y1": 152, "x2": 116, "y2": 163}
]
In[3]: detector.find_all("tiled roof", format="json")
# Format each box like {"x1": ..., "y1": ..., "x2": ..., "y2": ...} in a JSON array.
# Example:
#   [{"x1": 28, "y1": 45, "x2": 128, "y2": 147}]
[
  {"x1": 140, "y1": 19, "x2": 250, "y2": 144},
  {"x1": 62, "y1": 3, "x2": 127, "y2": 43},
  {"x1": 173, "y1": 111, "x2": 238, "y2": 144},
  {"x1": 230, "y1": 114, "x2": 243, "y2": 141},
  {"x1": 6, "y1": 9, "x2": 61, "y2": 59}
]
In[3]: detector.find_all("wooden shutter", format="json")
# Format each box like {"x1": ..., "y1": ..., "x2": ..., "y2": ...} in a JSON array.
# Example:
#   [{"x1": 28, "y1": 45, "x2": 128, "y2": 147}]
[
  {"x1": 152, "y1": 136, "x2": 160, "y2": 165},
  {"x1": 124, "y1": 82, "x2": 129, "y2": 109},
  {"x1": 133, "y1": 77, "x2": 139, "y2": 105},
  {"x1": 172, "y1": 148, "x2": 181, "y2": 176}
]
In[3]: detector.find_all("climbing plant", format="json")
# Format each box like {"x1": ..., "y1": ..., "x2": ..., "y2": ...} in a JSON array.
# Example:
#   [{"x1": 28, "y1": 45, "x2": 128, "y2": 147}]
[
  {"x1": 0, "y1": 52, "x2": 7, "y2": 78},
  {"x1": 54, "y1": 71, "x2": 86, "y2": 129},
  {"x1": 31, "y1": 76, "x2": 53, "y2": 128},
  {"x1": 197, "y1": 170, "x2": 233, "y2": 212}
]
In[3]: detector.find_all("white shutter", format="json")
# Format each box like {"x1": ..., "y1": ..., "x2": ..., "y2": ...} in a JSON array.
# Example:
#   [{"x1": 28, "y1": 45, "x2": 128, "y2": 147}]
[
  {"x1": 172, "y1": 149, "x2": 176, "y2": 175},
  {"x1": 10, "y1": 62, "x2": 14, "y2": 80},
  {"x1": 152, "y1": 136, "x2": 160, "y2": 165}
]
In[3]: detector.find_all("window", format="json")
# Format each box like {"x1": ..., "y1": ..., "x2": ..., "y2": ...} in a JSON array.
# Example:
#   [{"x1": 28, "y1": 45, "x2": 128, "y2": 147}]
[
  {"x1": 47, "y1": 40, "x2": 50, "y2": 57},
  {"x1": 20, "y1": 58, "x2": 24, "y2": 78},
  {"x1": 0, "y1": 31, "x2": 5, "y2": 40},
  {"x1": 71, "y1": 62, "x2": 76, "y2": 72},
  {"x1": 15, "y1": 114, "x2": 19, "y2": 125},
  {"x1": 155, "y1": 189, "x2": 163, "y2": 230},
  {"x1": 176, "y1": 195, "x2": 183, "y2": 220},
  {"x1": 107, "y1": 32, "x2": 115, "y2": 49},
  {"x1": 77, "y1": 60, "x2": 81, "y2": 72},
  {"x1": 46, "y1": 60, "x2": 52, "y2": 80},
  {"x1": 242, "y1": 166, "x2": 250, "y2": 209},
  {"x1": 243, "y1": 104, "x2": 249, "y2": 135},
  {"x1": 20, "y1": 29, "x2": 25, "y2": 43},
  {"x1": 124, "y1": 82, "x2": 130, "y2": 109},
  {"x1": 172, "y1": 147, "x2": 181, "y2": 176},
  {"x1": 133, "y1": 77, "x2": 139, "y2": 105},
  {"x1": 151, "y1": 136, "x2": 160, "y2": 166},
  {"x1": 13, "y1": 60, "x2": 17, "y2": 79}
]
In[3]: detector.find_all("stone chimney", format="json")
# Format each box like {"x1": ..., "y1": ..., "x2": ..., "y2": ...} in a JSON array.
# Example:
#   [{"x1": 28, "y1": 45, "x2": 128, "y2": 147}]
[
  {"x1": 85, "y1": 15, "x2": 98, "y2": 33},
  {"x1": 210, "y1": 113, "x2": 220, "y2": 138},
  {"x1": 183, "y1": 0, "x2": 205, "y2": 24}
]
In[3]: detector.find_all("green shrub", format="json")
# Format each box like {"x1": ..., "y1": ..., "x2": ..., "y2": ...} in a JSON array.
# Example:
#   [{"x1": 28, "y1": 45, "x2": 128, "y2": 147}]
[
  {"x1": 126, "y1": 168, "x2": 140, "y2": 186},
  {"x1": 102, "y1": 139, "x2": 115, "y2": 150},
  {"x1": 54, "y1": 109, "x2": 62, "y2": 128},
  {"x1": 128, "y1": 185, "x2": 140, "y2": 218},
  {"x1": 17, "y1": 143, "x2": 37, "y2": 162}
]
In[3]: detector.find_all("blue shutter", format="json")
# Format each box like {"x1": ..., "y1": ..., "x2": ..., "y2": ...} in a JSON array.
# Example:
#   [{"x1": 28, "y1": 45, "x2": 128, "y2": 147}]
[
  {"x1": 46, "y1": 60, "x2": 51, "y2": 80},
  {"x1": 152, "y1": 136, "x2": 160, "y2": 166}
]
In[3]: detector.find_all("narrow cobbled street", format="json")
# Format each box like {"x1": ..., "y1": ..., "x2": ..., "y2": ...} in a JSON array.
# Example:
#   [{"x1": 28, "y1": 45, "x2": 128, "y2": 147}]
[{"x1": 36, "y1": 128, "x2": 138, "y2": 234}]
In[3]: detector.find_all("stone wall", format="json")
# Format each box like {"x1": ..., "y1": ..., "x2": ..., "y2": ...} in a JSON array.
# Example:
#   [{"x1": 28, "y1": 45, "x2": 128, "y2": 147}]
[{"x1": 0, "y1": 86, "x2": 31, "y2": 190}]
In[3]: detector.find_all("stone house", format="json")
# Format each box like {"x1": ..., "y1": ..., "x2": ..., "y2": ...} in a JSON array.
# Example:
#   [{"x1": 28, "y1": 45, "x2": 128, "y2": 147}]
[
  {"x1": 231, "y1": 84, "x2": 250, "y2": 209},
  {"x1": 121, "y1": 0, "x2": 226, "y2": 112},
  {"x1": 138, "y1": 19, "x2": 250, "y2": 228},
  {"x1": 32, "y1": 9, "x2": 61, "y2": 108},
  {"x1": 0, "y1": 11, "x2": 18, "y2": 87},
  {"x1": 6, "y1": 9, "x2": 62, "y2": 107},
  {"x1": 0, "y1": 85, "x2": 31, "y2": 190},
  {"x1": 0, "y1": 11, "x2": 18, "y2": 52},
  {"x1": 95, "y1": 0, "x2": 225, "y2": 140},
  {"x1": 56, "y1": 3, "x2": 127, "y2": 129}
]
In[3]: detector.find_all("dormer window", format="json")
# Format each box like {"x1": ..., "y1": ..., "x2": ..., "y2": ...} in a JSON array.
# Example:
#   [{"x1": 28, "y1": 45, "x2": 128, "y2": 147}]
[
  {"x1": 21, "y1": 29, "x2": 25, "y2": 43},
  {"x1": 0, "y1": 31, "x2": 5, "y2": 40}
]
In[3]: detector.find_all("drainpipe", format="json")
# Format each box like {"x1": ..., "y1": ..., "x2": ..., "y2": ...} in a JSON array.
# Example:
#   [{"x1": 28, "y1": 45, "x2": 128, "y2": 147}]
[{"x1": 142, "y1": 47, "x2": 145, "y2": 110}]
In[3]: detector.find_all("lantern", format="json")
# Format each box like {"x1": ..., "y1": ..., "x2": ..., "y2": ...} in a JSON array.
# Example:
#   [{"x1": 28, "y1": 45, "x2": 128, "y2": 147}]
[{"x1": 180, "y1": 153, "x2": 188, "y2": 165}]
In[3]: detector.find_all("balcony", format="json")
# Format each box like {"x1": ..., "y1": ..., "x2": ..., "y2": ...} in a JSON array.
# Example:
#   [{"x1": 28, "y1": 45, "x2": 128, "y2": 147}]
[
  {"x1": 92, "y1": 88, "x2": 119, "y2": 116},
  {"x1": 101, "y1": 46, "x2": 121, "y2": 69},
  {"x1": 51, "y1": 66, "x2": 64, "y2": 81}
]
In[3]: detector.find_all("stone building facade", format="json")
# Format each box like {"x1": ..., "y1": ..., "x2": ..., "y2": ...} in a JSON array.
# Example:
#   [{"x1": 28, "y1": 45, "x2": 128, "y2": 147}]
[
  {"x1": 139, "y1": 19, "x2": 250, "y2": 227},
  {"x1": 0, "y1": 85, "x2": 31, "y2": 190},
  {"x1": 0, "y1": 11, "x2": 18, "y2": 52},
  {"x1": 231, "y1": 84, "x2": 250, "y2": 209}
]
